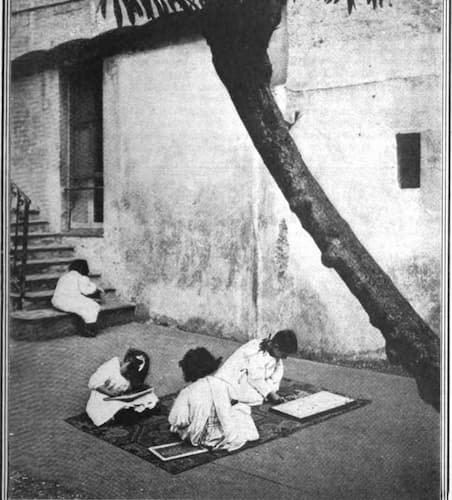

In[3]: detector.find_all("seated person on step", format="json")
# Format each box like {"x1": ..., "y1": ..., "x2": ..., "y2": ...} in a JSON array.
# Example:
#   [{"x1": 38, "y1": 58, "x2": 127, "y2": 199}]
[
  {"x1": 86, "y1": 348, "x2": 160, "y2": 427},
  {"x1": 169, "y1": 347, "x2": 259, "y2": 451},
  {"x1": 215, "y1": 329, "x2": 298, "y2": 406},
  {"x1": 51, "y1": 259, "x2": 104, "y2": 337}
]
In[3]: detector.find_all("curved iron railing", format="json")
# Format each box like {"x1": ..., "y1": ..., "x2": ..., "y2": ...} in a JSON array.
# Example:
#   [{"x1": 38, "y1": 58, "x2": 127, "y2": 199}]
[{"x1": 11, "y1": 182, "x2": 31, "y2": 310}]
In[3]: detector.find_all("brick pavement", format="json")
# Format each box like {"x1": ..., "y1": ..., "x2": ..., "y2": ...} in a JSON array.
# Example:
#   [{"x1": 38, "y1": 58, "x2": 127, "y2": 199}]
[{"x1": 8, "y1": 322, "x2": 441, "y2": 499}]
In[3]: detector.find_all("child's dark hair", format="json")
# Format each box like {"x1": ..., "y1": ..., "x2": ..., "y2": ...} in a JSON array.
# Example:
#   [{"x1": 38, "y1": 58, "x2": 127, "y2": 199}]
[
  {"x1": 69, "y1": 259, "x2": 90, "y2": 276},
  {"x1": 273, "y1": 329, "x2": 298, "y2": 353},
  {"x1": 261, "y1": 329, "x2": 298, "y2": 355},
  {"x1": 179, "y1": 347, "x2": 222, "y2": 383},
  {"x1": 122, "y1": 348, "x2": 150, "y2": 390}
]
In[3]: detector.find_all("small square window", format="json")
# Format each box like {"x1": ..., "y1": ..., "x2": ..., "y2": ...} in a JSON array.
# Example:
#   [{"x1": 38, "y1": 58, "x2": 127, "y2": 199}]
[{"x1": 396, "y1": 133, "x2": 421, "y2": 189}]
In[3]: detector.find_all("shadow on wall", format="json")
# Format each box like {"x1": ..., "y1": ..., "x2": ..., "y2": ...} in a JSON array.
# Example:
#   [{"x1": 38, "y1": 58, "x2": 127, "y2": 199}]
[{"x1": 149, "y1": 313, "x2": 245, "y2": 341}]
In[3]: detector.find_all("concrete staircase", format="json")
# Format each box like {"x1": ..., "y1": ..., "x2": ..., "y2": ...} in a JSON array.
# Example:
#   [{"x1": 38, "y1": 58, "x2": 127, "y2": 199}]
[{"x1": 10, "y1": 209, "x2": 136, "y2": 340}]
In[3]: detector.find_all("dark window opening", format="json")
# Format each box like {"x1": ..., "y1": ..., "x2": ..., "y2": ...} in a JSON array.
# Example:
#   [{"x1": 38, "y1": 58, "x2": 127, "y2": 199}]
[
  {"x1": 66, "y1": 60, "x2": 103, "y2": 228},
  {"x1": 396, "y1": 133, "x2": 421, "y2": 189}
]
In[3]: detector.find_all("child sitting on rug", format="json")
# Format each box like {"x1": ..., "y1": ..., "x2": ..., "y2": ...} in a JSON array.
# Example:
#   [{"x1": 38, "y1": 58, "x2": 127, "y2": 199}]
[
  {"x1": 86, "y1": 348, "x2": 160, "y2": 427},
  {"x1": 215, "y1": 329, "x2": 298, "y2": 405},
  {"x1": 169, "y1": 347, "x2": 259, "y2": 451},
  {"x1": 51, "y1": 259, "x2": 104, "y2": 337}
]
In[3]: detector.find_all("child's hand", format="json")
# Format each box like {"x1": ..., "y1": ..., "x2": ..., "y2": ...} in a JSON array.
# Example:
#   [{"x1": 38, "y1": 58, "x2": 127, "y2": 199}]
[
  {"x1": 104, "y1": 378, "x2": 114, "y2": 390},
  {"x1": 98, "y1": 379, "x2": 122, "y2": 396},
  {"x1": 267, "y1": 391, "x2": 284, "y2": 404},
  {"x1": 281, "y1": 393, "x2": 298, "y2": 402},
  {"x1": 97, "y1": 289, "x2": 106, "y2": 304}
]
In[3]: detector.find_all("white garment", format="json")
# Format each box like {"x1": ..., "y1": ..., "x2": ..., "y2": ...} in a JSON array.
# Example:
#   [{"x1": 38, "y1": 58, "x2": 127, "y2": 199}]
[
  {"x1": 215, "y1": 339, "x2": 284, "y2": 405},
  {"x1": 168, "y1": 376, "x2": 259, "y2": 451},
  {"x1": 51, "y1": 270, "x2": 100, "y2": 323},
  {"x1": 86, "y1": 357, "x2": 159, "y2": 427}
]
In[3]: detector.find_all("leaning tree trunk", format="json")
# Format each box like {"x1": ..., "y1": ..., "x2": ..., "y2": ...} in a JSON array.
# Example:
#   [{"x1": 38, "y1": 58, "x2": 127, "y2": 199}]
[{"x1": 202, "y1": 0, "x2": 440, "y2": 411}]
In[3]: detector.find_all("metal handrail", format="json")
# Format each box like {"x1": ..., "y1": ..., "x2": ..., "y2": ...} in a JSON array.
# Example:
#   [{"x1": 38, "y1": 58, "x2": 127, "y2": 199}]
[{"x1": 10, "y1": 182, "x2": 31, "y2": 310}]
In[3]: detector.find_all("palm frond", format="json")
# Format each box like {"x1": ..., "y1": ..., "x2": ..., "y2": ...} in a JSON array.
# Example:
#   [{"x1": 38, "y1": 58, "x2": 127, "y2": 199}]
[
  {"x1": 98, "y1": 0, "x2": 203, "y2": 27},
  {"x1": 113, "y1": 0, "x2": 123, "y2": 26},
  {"x1": 140, "y1": 0, "x2": 155, "y2": 19},
  {"x1": 122, "y1": 0, "x2": 142, "y2": 25},
  {"x1": 100, "y1": 0, "x2": 107, "y2": 17},
  {"x1": 324, "y1": 0, "x2": 355, "y2": 14},
  {"x1": 324, "y1": 0, "x2": 387, "y2": 14},
  {"x1": 99, "y1": 0, "x2": 387, "y2": 27},
  {"x1": 367, "y1": 0, "x2": 385, "y2": 7}
]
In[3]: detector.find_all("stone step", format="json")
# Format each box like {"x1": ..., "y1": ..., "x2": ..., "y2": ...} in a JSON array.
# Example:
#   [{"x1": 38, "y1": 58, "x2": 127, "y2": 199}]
[
  {"x1": 16, "y1": 257, "x2": 74, "y2": 274},
  {"x1": 11, "y1": 244, "x2": 75, "y2": 260},
  {"x1": 11, "y1": 220, "x2": 50, "y2": 233},
  {"x1": 11, "y1": 287, "x2": 116, "y2": 310},
  {"x1": 10, "y1": 299, "x2": 136, "y2": 340},
  {"x1": 11, "y1": 233, "x2": 65, "y2": 245},
  {"x1": 22, "y1": 272, "x2": 102, "y2": 292}
]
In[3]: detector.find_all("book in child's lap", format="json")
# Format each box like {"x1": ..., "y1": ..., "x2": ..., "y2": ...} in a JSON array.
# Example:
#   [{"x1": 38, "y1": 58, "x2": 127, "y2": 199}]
[
  {"x1": 104, "y1": 387, "x2": 154, "y2": 402},
  {"x1": 271, "y1": 391, "x2": 355, "y2": 420}
]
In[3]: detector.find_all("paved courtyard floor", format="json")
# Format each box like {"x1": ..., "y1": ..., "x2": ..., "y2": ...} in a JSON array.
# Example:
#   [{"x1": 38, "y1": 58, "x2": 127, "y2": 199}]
[{"x1": 8, "y1": 322, "x2": 441, "y2": 499}]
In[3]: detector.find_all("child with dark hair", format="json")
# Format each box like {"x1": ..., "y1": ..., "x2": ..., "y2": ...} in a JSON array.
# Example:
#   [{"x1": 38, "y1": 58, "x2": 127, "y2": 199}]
[
  {"x1": 121, "y1": 348, "x2": 151, "y2": 390},
  {"x1": 169, "y1": 347, "x2": 259, "y2": 451},
  {"x1": 86, "y1": 348, "x2": 159, "y2": 427},
  {"x1": 215, "y1": 329, "x2": 298, "y2": 405},
  {"x1": 51, "y1": 259, "x2": 104, "y2": 337},
  {"x1": 69, "y1": 259, "x2": 90, "y2": 276},
  {"x1": 178, "y1": 347, "x2": 222, "y2": 382}
]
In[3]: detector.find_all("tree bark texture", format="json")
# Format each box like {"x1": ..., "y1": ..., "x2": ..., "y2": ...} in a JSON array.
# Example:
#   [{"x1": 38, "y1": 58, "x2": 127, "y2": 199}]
[{"x1": 202, "y1": 0, "x2": 440, "y2": 410}]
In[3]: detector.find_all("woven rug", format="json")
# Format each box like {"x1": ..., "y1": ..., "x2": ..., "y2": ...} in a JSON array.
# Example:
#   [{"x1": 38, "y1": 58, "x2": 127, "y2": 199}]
[{"x1": 66, "y1": 379, "x2": 370, "y2": 474}]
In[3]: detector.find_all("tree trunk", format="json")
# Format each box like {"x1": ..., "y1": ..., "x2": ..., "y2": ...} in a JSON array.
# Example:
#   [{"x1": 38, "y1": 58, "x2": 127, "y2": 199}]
[{"x1": 202, "y1": 0, "x2": 440, "y2": 410}]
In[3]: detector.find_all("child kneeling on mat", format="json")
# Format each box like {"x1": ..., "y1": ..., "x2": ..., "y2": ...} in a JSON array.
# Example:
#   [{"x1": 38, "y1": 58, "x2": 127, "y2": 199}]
[{"x1": 169, "y1": 347, "x2": 259, "y2": 451}]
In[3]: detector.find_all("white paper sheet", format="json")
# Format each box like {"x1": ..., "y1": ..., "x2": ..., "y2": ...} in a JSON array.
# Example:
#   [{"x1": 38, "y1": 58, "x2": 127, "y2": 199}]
[{"x1": 272, "y1": 391, "x2": 354, "y2": 419}]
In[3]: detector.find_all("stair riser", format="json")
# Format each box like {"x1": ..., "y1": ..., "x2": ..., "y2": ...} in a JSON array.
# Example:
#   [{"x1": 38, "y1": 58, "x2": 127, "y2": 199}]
[
  {"x1": 14, "y1": 290, "x2": 116, "y2": 309},
  {"x1": 24, "y1": 276, "x2": 103, "y2": 292},
  {"x1": 11, "y1": 306, "x2": 136, "y2": 340},
  {"x1": 13, "y1": 297, "x2": 51, "y2": 310},
  {"x1": 11, "y1": 222, "x2": 50, "y2": 233},
  {"x1": 12, "y1": 248, "x2": 75, "y2": 260},
  {"x1": 12, "y1": 235, "x2": 65, "y2": 246},
  {"x1": 25, "y1": 278, "x2": 60, "y2": 292},
  {"x1": 21, "y1": 262, "x2": 72, "y2": 274}
]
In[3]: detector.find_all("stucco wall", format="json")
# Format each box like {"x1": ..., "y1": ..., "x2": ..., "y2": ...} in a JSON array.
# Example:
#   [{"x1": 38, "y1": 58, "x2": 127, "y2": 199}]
[
  {"x1": 99, "y1": 39, "x2": 260, "y2": 341},
  {"x1": 94, "y1": 25, "x2": 441, "y2": 355},
  {"x1": 249, "y1": 0, "x2": 442, "y2": 358},
  {"x1": 254, "y1": 107, "x2": 441, "y2": 358},
  {"x1": 287, "y1": 0, "x2": 441, "y2": 88}
]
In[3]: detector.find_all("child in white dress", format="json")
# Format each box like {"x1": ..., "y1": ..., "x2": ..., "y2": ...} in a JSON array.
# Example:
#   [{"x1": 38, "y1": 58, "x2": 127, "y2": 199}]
[
  {"x1": 215, "y1": 329, "x2": 298, "y2": 405},
  {"x1": 169, "y1": 348, "x2": 259, "y2": 451},
  {"x1": 86, "y1": 348, "x2": 159, "y2": 426},
  {"x1": 51, "y1": 259, "x2": 103, "y2": 337}
]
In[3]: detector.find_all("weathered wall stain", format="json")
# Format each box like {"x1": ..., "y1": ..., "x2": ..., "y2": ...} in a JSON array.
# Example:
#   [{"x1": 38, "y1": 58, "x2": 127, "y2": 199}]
[
  {"x1": 100, "y1": 46, "x2": 259, "y2": 340},
  {"x1": 258, "y1": 262, "x2": 335, "y2": 353},
  {"x1": 274, "y1": 218, "x2": 290, "y2": 283},
  {"x1": 389, "y1": 255, "x2": 440, "y2": 334}
]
